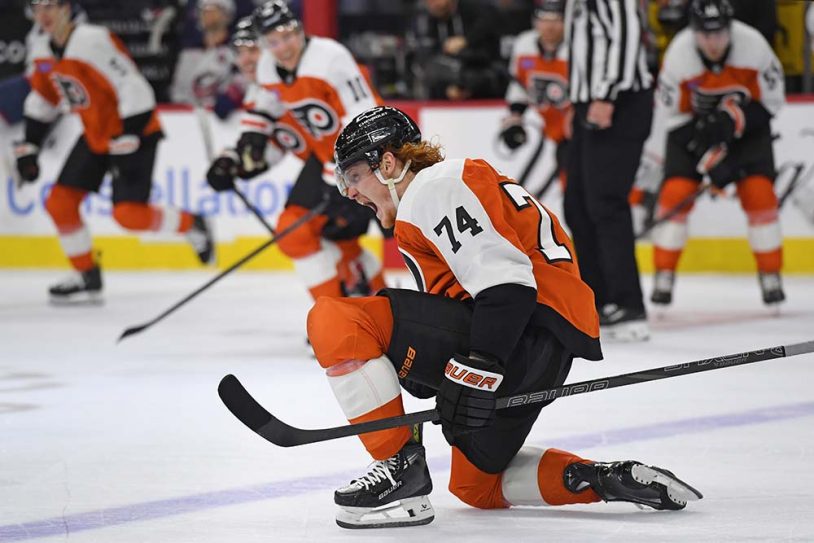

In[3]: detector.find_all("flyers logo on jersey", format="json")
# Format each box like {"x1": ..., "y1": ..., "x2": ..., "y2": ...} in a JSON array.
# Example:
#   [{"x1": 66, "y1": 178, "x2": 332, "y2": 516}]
[
  {"x1": 444, "y1": 359, "x2": 503, "y2": 390},
  {"x1": 529, "y1": 73, "x2": 569, "y2": 108},
  {"x1": 690, "y1": 84, "x2": 750, "y2": 115},
  {"x1": 51, "y1": 74, "x2": 90, "y2": 109},
  {"x1": 272, "y1": 123, "x2": 307, "y2": 154},
  {"x1": 289, "y1": 99, "x2": 338, "y2": 139}
]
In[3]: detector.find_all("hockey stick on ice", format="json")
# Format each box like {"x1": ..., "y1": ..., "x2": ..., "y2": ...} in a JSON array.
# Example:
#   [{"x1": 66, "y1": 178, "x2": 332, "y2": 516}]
[
  {"x1": 218, "y1": 340, "x2": 814, "y2": 447},
  {"x1": 117, "y1": 198, "x2": 328, "y2": 342},
  {"x1": 193, "y1": 105, "x2": 279, "y2": 236}
]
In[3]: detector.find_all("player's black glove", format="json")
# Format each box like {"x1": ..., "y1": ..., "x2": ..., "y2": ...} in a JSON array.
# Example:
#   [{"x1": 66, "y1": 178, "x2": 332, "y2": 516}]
[
  {"x1": 13, "y1": 142, "x2": 40, "y2": 183},
  {"x1": 236, "y1": 131, "x2": 269, "y2": 178},
  {"x1": 499, "y1": 118, "x2": 528, "y2": 150},
  {"x1": 435, "y1": 352, "x2": 504, "y2": 445},
  {"x1": 206, "y1": 150, "x2": 239, "y2": 192},
  {"x1": 689, "y1": 102, "x2": 743, "y2": 154}
]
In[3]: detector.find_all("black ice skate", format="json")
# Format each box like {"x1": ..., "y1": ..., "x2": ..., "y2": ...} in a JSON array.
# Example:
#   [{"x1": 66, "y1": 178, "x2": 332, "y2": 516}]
[
  {"x1": 334, "y1": 440, "x2": 434, "y2": 529},
  {"x1": 564, "y1": 460, "x2": 703, "y2": 511},
  {"x1": 186, "y1": 214, "x2": 215, "y2": 265},
  {"x1": 758, "y1": 272, "x2": 785, "y2": 305},
  {"x1": 599, "y1": 304, "x2": 650, "y2": 342},
  {"x1": 650, "y1": 270, "x2": 675, "y2": 306},
  {"x1": 49, "y1": 266, "x2": 103, "y2": 305}
]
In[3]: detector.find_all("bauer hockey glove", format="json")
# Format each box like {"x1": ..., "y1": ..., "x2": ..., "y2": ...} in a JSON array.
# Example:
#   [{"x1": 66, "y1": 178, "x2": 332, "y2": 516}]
[
  {"x1": 499, "y1": 117, "x2": 528, "y2": 150},
  {"x1": 206, "y1": 150, "x2": 239, "y2": 192},
  {"x1": 435, "y1": 352, "x2": 504, "y2": 444},
  {"x1": 13, "y1": 142, "x2": 40, "y2": 183}
]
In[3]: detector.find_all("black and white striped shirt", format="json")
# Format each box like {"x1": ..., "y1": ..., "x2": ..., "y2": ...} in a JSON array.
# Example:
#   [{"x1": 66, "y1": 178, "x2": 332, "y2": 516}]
[{"x1": 566, "y1": 0, "x2": 653, "y2": 103}]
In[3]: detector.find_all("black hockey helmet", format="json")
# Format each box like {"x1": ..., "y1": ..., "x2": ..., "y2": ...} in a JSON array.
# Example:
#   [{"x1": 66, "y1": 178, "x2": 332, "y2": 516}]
[
  {"x1": 689, "y1": 0, "x2": 734, "y2": 32},
  {"x1": 253, "y1": 0, "x2": 299, "y2": 35},
  {"x1": 334, "y1": 106, "x2": 421, "y2": 195},
  {"x1": 534, "y1": 0, "x2": 565, "y2": 18},
  {"x1": 231, "y1": 16, "x2": 257, "y2": 48}
]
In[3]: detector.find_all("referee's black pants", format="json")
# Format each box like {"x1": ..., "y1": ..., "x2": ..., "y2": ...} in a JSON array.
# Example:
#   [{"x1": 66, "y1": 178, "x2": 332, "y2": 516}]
[{"x1": 564, "y1": 89, "x2": 653, "y2": 312}]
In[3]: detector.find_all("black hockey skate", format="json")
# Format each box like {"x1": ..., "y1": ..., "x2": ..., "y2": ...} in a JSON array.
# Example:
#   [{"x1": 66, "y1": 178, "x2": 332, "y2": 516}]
[
  {"x1": 334, "y1": 438, "x2": 434, "y2": 529},
  {"x1": 650, "y1": 270, "x2": 675, "y2": 306},
  {"x1": 599, "y1": 304, "x2": 650, "y2": 342},
  {"x1": 564, "y1": 460, "x2": 703, "y2": 511},
  {"x1": 186, "y1": 214, "x2": 215, "y2": 265},
  {"x1": 49, "y1": 266, "x2": 103, "y2": 305},
  {"x1": 758, "y1": 272, "x2": 785, "y2": 305}
]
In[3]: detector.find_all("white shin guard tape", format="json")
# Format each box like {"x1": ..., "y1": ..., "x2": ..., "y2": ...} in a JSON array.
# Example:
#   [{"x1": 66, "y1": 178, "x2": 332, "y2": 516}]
[
  {"x1": 501, "y1": 446, "x2": 547, "y2": 506},
  {"x1": 747, "y1": 221, "x2": 782, "y2": 253},
  {"x1": 293, "y1": 240, "x2": 342, "y2": 288},
  {"x1": 652, "y1": 219, "x2": 688, "y2": 251},
  {"x1": 158, "y1": 207, "x2": 182, "y2": 234},
  {"x1": 327, "y1": 356, "x2": 402, "y2": 420},
  {"x1": 59, "y1": 225, "x2": 92, "y2": 257}
]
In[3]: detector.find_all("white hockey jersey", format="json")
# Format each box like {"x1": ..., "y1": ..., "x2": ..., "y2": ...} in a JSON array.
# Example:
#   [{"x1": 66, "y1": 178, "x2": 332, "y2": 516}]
[
  {"x1": 394, "y1": 158, "x2": 600, "y2": 360},
  {"x1": 25, "y1": 23, "x2": 160, "y2": 154},
  {"x1": 240, "y1": 36, "x2": 381, "y2": 165},
  {"x1": 641, "y1": 21, "x2": 785, "y2": 172},
  {"x1": 505, "y1": 30, "x2": 570, "y2": 143}
]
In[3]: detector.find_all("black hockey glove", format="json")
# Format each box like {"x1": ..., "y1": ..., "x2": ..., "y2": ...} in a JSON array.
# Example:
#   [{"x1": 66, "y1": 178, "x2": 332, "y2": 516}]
[
  {"x1": 236, "y1": 131, "x2": 269, "y2": 178},
  {"x1": 499, "y1": 120, "x2": 528, "y2": 150},
  {"x1": 689, "y1": 106, "x2": 740, "y2": 154},
  {"x1": 206, "y1": 150, "x2": 239, "y2": 192},
  {"x1": 435, "y1": 352, "x2": 504, "y2": 445},
  {"x1": 13, "y1": 142, "x2": 40, "y2": 183}
]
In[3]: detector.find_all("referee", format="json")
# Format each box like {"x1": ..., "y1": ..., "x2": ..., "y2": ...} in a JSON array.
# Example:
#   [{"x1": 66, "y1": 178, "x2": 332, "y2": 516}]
[{"x1": 563, "y1": 0, "x2": 653, "y2": 342}]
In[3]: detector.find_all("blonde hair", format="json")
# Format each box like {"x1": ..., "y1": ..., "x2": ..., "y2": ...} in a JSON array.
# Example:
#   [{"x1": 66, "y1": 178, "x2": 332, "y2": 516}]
[{"x1": 388, "y1": 140, "x2": 444, "y2": 173}]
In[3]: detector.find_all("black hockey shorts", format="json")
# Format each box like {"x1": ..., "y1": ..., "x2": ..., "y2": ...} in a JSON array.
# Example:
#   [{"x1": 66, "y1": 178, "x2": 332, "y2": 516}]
[
  {"x1": 664, "y1": 127, "x2": 776, "y2": 187},
  {"x1": 285, "y1": 154, "x2": 375, "y2": 241},
  {"x1": 57, "y1": 134, "x2": 160, "y2": 204},
  {"x1": 382, "y1": 288, "x2": 574, "y2": 474}
]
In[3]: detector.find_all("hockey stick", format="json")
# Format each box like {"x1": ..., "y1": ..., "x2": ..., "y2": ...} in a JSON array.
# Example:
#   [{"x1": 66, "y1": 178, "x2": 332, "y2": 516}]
[
  {"x1": 233, "y1": 186, "x2": 278, "y2": 236},
  {"x1": 218, "y1": 339, "x2": 814, "y2": 447},
  {"x1": 117, "y1": 198, "x2": 328, "y2": 342},
  {"x1": 636, "y1": 183, "x2": 709, "y2": 240},
  {"x1": 193, "y1": 105, "x2": 279, "y2": 236},
  {"x1": 516, "y1": 133, "x2": 545, "y2": 188}
]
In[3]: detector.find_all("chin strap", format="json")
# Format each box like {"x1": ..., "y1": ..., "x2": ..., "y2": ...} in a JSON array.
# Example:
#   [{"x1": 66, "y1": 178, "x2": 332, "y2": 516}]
[{"x1": 374, "y1": 160, "x2": 411, "y2": 208}]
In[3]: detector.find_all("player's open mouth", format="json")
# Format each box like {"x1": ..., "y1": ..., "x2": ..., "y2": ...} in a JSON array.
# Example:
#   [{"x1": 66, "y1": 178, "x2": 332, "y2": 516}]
[{"x1": 364, "y1": 201, "x2": 378, "y2": 214}]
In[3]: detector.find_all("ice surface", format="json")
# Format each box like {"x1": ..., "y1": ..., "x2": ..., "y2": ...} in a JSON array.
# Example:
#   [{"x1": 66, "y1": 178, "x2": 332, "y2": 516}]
[{"x1": 1, "y1": 270, "x2": 813, "y2": 542}]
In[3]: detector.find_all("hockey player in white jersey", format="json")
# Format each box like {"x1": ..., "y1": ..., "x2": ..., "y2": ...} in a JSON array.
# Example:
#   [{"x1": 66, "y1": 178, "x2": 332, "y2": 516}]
[
  {"x1": 639, "y1": 0, "x2": 785, "y2": 306},
  {"x1": 302, "y1": 105, "x2": 702, "y2": 528},
  {"x1": 500, "y1": 0, "x2": 571, "y2": 181},
  {"x1": 14, "y1": 0, "x2": 213, "y2": 304},
  {"x1": 206, "y1": 0, "x2": 386, "y2": 303}
]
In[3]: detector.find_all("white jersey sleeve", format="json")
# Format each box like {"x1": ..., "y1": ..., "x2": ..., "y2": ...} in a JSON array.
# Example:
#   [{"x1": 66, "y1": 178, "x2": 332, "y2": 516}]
[
  {"x1": 398, "y1": 161, "x2": 537, "y2": 298},
  {"x1": 70, "y1": 25, "x2": 156, "y2": 119},
  {"x1": 23, "y1": 89, "x2": 60, "y2": 123}
]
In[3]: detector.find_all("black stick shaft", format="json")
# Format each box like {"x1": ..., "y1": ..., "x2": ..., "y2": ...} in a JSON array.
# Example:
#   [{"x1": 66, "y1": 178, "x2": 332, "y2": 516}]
[
  {"x1": 516, "y1": 134, "x2": 545, "y2": 188},
  {"x1": 118, "y1": 199, "x2": 328, "y2": 342},
  {"x1": 636, "y1": 184, "x2": 708, "y2": 240},
  {"x1": 240, "y1": 340, "x2": 814, "y2": 444},
  {"x1": 233, "y1": 187, "x2": 277, "y2": 236}
]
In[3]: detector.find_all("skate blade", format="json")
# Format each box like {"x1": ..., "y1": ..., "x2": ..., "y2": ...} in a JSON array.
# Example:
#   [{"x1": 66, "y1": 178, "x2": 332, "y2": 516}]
[
  {"x1": 631, "y1": 465, "x2": 703, "y2": 507},
  {"x1": 49, "y1": 291, "x2": 104, "y2": 306},
  {"x1": 600, "y1": 321, "x2": 650, "y2": 342},
  {"x1": 336, "y1": 496, "x2": 435, "y2": 529}
]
